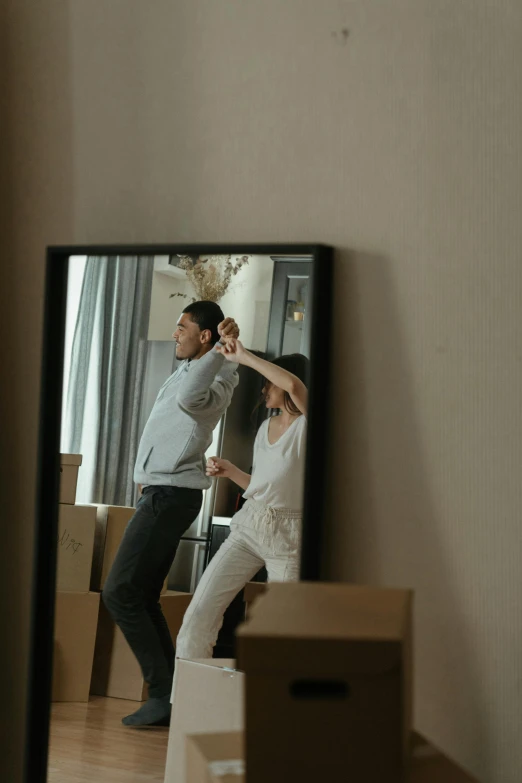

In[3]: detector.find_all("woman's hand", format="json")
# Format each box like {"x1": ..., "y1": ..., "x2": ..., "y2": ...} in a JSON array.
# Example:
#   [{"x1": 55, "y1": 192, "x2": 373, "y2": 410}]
[
  {"x1": 216, "y1": 337, "x2": 249, "y2": 364},
  {"x1": 207, "y1": 456, "x2": 251, "y2": 490},
  {"x1": 206, "y1": 457, "x2": 232, "y2": 478}
]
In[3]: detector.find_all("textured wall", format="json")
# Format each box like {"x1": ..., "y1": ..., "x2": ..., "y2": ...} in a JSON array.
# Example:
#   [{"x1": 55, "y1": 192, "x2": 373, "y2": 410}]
[{"x1": 2, "y1": 2, "x2": 521, "y2": 781}]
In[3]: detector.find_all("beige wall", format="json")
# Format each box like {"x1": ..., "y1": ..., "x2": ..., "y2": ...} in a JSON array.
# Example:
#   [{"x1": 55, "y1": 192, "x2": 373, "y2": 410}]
[
  {"x1": 2, "y1": 2, "x2": 521, "y2": 781},
  {"x1": 148, "y1": 268, "x2": 190, "y2": 341},
  {"x1": 218, "y1": 255, "x2": 274, "y2": 351},
  {"x1": 1, "y1": 2, "x2": 75, "y2": 780}
]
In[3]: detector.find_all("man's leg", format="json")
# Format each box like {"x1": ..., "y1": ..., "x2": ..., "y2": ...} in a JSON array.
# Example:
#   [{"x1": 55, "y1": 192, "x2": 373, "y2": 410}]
[{"x1": 102, "y1": 485, "x2": 202, "y2": 725}]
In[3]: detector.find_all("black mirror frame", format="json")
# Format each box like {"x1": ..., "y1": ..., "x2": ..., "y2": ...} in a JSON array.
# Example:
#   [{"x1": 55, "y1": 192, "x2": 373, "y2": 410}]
[{"x1": 26, "y1": 242, "x2": 333, "y2": 782}]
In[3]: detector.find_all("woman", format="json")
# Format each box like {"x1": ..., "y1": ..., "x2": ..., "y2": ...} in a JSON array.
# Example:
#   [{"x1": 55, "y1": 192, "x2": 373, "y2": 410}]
[{"x1": 175, "y1": 337, "x2": 308, "y2": 660}]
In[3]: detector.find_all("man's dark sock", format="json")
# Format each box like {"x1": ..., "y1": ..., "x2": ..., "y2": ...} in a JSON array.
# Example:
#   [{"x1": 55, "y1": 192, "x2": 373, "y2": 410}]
[{"x1": 122, "y1": 695, "x2": 171, "y2": 727}]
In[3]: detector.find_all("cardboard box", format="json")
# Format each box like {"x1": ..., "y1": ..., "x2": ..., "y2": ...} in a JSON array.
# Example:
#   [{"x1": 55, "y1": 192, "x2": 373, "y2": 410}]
[
  {"x1": 56, "y1": 504, "x2": 97, "y2": 592},
  {"x1": 90, "y1": 590, "x2": 192, "y2": 701},
  {"x1": 186, "y1": 732, "x2": 244, "y2": 783},
  {"x1": 89, "y1": 503, "x2": 168, "y2": 593},
  {"x1": 90, "y1": 504, "x2": 135, "y2": 591},
  {"x1": 59, "y1": 453, "x2": 82, "y2": 504},
  {"x1": 243, "y1": 581, "x2": 268, "y2": 619},
  {"x1": 182, "y1": 731, "x2": 476, "y2": 783},
  {"x1": 165, "y1": 659, "x2": 244, "y2": 783},
  {"x1": 52, "y1": 591, "x2": 100, "y2": 702},
  {"x1": 237, "y1": 582, "x2": 413, "y2": 783}
]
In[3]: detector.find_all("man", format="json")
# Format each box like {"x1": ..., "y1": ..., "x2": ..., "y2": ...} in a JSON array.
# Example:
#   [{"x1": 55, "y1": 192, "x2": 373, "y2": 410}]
[{"x1": 102, "y1": 301, "x2": 240, "y2": 727}]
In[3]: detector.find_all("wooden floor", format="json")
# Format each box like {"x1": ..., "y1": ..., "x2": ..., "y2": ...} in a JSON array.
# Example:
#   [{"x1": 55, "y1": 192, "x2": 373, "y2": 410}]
[
  {"x1": 48, "y1": 698, "x2": 477, "y2": 783},
  {"x1": 48, "y1": 697, "x2": 169, "y2": 783}
]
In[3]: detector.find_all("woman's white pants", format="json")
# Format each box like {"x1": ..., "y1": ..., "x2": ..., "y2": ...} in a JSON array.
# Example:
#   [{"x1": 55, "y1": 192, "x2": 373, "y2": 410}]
[{"x1": 175, "y1": 499, "x2": 301, "y2": 660}]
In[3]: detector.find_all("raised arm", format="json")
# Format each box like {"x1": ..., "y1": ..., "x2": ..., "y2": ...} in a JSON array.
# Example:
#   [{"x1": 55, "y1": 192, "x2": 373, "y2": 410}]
[
  {"x1": 177, "y1": 346, "x2": 239, "y2": 413},
  {"x1": 177, "y1": 318, "x2": 240, "y2": 413},
  {"x1": 217, "y1": 339, "x2": 308, "y2": 415}
]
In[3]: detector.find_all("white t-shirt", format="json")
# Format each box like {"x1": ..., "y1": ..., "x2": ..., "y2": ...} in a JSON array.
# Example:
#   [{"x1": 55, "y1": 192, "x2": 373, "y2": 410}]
[{"x1": 243, "y1": 414, "x2": 307, "y2": 511}]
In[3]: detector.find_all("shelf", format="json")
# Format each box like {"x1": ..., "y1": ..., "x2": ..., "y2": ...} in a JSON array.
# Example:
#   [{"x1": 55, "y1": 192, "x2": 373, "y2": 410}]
[
  {"x1": 153, "y1": 255, "x2": 187, "y2": 279},
  {"x1": 285, "y1": 319, "x2": 304, "y2": 330}
]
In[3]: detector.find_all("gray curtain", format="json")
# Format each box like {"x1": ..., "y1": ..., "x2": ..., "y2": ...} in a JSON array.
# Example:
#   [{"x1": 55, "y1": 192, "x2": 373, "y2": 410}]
[{"x1": 65, "y1": 255, "x2": 154, "y2": 506}]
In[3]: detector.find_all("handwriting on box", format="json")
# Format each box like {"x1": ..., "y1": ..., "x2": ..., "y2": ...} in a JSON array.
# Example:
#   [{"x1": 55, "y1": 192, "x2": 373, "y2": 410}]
[{"x1": 59, "y1": 528, "x2": 83, "y2": 555}]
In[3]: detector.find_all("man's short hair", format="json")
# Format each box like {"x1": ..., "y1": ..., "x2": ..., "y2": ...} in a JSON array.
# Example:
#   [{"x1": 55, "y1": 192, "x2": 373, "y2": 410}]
[{"x1": 182, "y1": 301, "x2": 225, "y2": 345}]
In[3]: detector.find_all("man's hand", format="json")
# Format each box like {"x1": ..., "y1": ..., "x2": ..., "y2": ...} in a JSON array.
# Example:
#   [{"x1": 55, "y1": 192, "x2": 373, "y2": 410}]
[{"x1": 218, "y1": 317, "x2": 239, "y2": 342}]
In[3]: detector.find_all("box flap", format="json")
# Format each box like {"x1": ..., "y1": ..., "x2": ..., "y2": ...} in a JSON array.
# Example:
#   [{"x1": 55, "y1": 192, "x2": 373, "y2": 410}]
[
  {"x1": 170, "y1": 659, "x2": 240, "y2": 705},
  {"x1": 239, "y1": 582, "x2": 412, "y2": 640},
  {"x1": 186, "y1": 732, "x2": 245, "y2": 783},
  {"x1": 186, "y1": 731, "x2": 243, "y2": 763},
  {"x1": 60, "y1": 453, "x2": 83, "y2": 466},
  {"x1": 178, "y1": 658, "x2": 238, "y2": 672},
  {"x1": 237, "y1": 582, "x2": 412, "y2": 675}
]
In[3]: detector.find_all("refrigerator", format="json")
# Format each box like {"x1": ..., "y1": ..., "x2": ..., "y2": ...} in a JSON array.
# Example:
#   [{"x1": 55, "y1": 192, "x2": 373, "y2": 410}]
[{"x1": 167, "y1": 418, "x2": 224, "y2": 593}]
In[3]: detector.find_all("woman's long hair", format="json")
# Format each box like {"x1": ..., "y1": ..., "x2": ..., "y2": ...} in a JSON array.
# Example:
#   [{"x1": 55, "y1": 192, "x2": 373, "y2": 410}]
[{"x1": 253, "y1": 353, "x2": 309, "y2": 419}]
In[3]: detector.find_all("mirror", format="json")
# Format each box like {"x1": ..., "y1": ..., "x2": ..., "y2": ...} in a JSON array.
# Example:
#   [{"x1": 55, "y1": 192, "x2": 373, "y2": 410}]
[{"x1": 31, "y1": 244, "x2": 332, "y2": 783}]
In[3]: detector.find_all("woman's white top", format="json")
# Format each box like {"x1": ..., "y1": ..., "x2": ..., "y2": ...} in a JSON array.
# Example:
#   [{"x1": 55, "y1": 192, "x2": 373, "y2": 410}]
[{"x1": 242, "y1": 414, "x2": 307, "y2": 511}]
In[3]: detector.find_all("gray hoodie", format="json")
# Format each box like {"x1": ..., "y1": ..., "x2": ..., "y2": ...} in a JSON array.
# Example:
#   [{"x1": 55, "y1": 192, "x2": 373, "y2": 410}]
[{"x1": 134, "y1": 346, "x2": 239, "y2": 489}]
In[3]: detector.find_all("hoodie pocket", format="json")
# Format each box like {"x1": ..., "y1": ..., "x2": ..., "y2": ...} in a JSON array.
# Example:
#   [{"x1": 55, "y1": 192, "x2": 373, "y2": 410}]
[
  {"x1": 142, "y1": 446, "x2": 154, "y2": 472},
  {"x1": 147, "y1": 427, "x2": 196, "y2": 474}
]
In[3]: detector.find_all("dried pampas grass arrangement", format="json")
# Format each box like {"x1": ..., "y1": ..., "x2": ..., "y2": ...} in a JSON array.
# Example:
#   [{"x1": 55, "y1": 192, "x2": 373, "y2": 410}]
[{"x1": 169, "y1": 254, "x2": 250, "y2": 304}]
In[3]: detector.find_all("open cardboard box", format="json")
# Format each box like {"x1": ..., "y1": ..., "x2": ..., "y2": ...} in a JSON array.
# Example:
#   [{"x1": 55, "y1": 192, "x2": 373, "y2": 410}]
[{"x1": 165, "y1": 659, "x2": 244, "y2": 783}]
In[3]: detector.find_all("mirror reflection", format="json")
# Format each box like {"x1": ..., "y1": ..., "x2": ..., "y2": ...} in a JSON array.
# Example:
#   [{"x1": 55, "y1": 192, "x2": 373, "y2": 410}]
[{"x1": 52, "y1": 250, "x2": 313, "y2": 777}]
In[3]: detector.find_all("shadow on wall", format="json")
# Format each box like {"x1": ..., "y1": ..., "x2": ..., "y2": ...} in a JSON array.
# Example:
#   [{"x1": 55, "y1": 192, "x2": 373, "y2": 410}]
[
  {"x1": 0, "y1": 2, "x2": 76, "y2": 782},
  {"x1": 322, "y1": 248, "x2": 489, "y2": 781}
]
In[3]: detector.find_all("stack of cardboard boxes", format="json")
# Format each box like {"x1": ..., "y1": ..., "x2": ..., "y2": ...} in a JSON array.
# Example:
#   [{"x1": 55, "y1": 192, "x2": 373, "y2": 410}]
[
  {"x1": 89, "y1": 504, "x2": 192, "y2": 701},
  {"x1": 54, "y1": 455, "x2": 193, "y2": 704},
  {"x1": 170, "y1": 582, "x2": 478, "y2": 783},
  {"x1": 53, "y1": 454, "x2": 100, "y2": 702}
]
